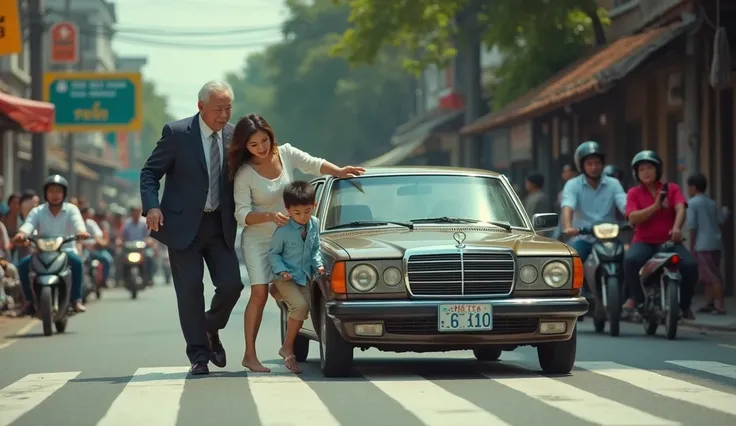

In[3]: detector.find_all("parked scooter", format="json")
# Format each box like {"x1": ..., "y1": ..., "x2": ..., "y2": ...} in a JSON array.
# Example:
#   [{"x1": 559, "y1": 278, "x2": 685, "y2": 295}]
[
  {"x1": 26, "y1": 235, "x2": 80, "y2": 336},
  {"x1": 120, "y1": 241, "x2": 149, "y2": 299},
  {"x1": 579, "y1": 222, "x2": 631, "y2": 337},
  {"x1": 632, "y1": 240, "x2": 683, "y2": 340}
]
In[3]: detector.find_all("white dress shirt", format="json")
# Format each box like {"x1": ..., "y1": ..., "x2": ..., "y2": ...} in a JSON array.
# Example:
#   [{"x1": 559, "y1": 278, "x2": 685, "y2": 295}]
[
  {"x1": 199, "y1": 115, "x2": 224, "y2": 210},
  {"x1": 18, "y1": 202, "x2": 87, "y2": 253}
]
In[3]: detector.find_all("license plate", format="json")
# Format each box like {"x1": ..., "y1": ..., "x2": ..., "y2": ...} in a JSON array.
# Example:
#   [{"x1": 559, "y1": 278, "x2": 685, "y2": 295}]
[{"x1": 438, "y1": 303, "x2": 493, "y2": 332}]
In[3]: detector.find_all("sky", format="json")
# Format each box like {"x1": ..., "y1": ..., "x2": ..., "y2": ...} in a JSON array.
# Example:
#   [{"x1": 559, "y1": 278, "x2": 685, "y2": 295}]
[{"x1": 111, "y1": 0, "x2": 288, "y2": 118}]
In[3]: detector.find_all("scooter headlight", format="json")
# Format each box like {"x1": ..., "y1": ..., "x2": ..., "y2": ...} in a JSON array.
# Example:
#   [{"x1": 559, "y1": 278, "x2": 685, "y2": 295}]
[
  {"x1": 593, "y1": 223, "x2": 619, "y2": 239},
  {"x1": 127, "y1": 252, "x2": 143, "y2": 263},
  {"x1": 37, "y1": 237, "x2": 63, "y2": 251}
]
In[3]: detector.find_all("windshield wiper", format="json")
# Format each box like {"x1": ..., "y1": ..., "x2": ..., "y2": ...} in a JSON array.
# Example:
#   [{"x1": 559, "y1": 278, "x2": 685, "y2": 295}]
[
  {"x1": 410, "y1": 216, "x2": 512, "y2": 231},
  {"x1": 327, "y1": 220, "x2": 414, "y2": 230}
]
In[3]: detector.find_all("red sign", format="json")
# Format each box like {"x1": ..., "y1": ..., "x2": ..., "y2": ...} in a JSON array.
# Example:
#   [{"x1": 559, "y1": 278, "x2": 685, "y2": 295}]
[{"x1": 50, "y1": 22, "x2": 79, "y2": 65}]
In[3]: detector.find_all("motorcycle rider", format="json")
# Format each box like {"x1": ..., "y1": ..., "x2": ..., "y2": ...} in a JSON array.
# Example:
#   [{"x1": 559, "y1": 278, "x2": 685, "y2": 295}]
[
  {"x1": 561, "y1": 141, "x2": 627, "y2": 288},
  {"x1": 622, "y1": 150, "x2": 697, "y2": 319},
  {"x1": 80, "y1": 207, "x2": 113, "y2": 285},
  {"x1": 603, "y1": 164, "x2": 624, "y2": 183},
  {"x1": 12, "y1": 175, "x2": 90, "y2": 314},
  {"x1": 120, "y1": 204, "x2": 154, "y2": 282}
]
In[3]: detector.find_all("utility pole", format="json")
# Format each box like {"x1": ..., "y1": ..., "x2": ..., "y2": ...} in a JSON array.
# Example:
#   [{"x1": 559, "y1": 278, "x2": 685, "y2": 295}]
[
  {"x1": 63, "y1": 0, "x2": 76, "y2": 195},
  {"x1": 29, "y1": 0, "x2": 47, "y2": 192}
]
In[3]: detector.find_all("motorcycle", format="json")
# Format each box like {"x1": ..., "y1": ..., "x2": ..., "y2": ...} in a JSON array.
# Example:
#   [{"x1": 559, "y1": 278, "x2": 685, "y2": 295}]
[
  {"x1": 633, "y1": 240, "x2": 683, "y2": 340},
  {"x1": 0, "y1": 255, "x2": 21, "y2": 312},
  {"x1": 26, "y1": 235, "x2": 80, "y2": 336},
  {"x1": 120, "y1": 241, "x2": 149, "y2": 299},
  {"x1": 579, "y1": 222, "x2": 631, "y2": 337},
  {"x1": 82, "y1": 248, "x2": 104, "y2": 301}
]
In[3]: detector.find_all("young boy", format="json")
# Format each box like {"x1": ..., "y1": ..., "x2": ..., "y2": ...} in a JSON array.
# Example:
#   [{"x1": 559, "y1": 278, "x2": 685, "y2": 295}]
[
  {"x1": 268, "y1": 181, "x2": 324, "y2": 373},
  {"x1": 686, "y1": 173, "x2": 729, "y2": 314}
]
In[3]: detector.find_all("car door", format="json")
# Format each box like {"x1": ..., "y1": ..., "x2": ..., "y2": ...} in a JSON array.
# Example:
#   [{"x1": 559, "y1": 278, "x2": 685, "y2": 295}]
[{"x1": 301, "y1": 178, "x2": 326, "y2": 333}]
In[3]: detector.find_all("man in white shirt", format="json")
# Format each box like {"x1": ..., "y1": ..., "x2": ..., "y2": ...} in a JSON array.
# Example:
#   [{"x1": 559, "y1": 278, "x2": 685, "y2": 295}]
[{"x1": 13, "y1": 175, "x2": 89, "y2": 314}]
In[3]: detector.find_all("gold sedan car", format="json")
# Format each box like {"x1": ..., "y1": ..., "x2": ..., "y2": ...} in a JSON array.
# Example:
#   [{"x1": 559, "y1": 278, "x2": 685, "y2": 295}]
[{"x1": 278, "y1": 167, "x2": 588, "y2": 377}]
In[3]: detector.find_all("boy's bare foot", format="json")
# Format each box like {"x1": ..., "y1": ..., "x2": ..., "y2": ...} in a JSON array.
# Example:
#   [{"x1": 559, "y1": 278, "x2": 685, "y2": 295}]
[
  {"x1": 242, "y1": 356, "x2": 271, "y2": 373},
  {"x1": 279, "y1": 348, "x2": 302, "y2": 374}
]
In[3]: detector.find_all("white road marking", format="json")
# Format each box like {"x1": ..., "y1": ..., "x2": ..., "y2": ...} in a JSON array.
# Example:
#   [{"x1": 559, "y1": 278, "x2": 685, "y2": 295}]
[
  {"x1": 488, "y1": 372, "x2": 679, "y2": 426},
  {"x1": 666, "y1": 360, "x2": 736, "y2": 380},
  {"x1": 0, "y1": 319, "x2": 40, "y2": 350},
  {"x1": 364, "y1": 374, "x2": 512, "y2": 425},
  {"x1": 248, "y1": 372, "x2": 341, "y2": 426},
  {"x1": 96, "y1": 366, "x2": 189, "y2": 426},
  {"x1": 0, "y1": 371, "x2": 80, "y2": 426},
  {"x1": 577, "y1": 361, "x2": 736, "y2": 416}
]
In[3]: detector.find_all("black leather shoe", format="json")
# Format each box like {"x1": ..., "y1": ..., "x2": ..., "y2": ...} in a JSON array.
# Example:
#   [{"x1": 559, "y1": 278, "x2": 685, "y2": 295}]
[
  {"x1": 190, "y1": 362, "x2": 209, "y2": 375},
  {"x1": 207, "y1": 332, "x2": 227, "y2": 368}
]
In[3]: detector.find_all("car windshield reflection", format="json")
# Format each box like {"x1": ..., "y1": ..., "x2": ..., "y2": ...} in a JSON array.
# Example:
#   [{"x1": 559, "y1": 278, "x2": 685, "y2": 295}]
[{"x1": 324, "y1": 175, "x2": 527, "y2": 230}]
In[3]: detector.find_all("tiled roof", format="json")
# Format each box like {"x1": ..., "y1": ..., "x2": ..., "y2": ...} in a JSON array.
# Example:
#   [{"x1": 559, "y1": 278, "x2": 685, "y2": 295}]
[{"x1": 460, "y1": 19, "x2": 692, "y2": 135}]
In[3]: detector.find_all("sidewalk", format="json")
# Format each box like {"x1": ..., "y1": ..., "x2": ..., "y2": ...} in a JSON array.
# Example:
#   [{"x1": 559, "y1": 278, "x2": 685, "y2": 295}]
[{"x1": 682, "y1": 296, "x2": 736, "y2": 332}]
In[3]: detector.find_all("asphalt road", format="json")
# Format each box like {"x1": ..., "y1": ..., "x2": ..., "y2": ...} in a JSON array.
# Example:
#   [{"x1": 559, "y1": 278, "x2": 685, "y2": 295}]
[{"x1": 1, "y1": 269, "x2": 736, "y2": 426}]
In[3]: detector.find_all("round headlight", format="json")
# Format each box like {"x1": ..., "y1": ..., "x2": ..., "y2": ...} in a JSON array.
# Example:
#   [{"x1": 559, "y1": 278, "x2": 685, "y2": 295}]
[
  {"x1": 383, "y1": 267, "x2": 402, "y2": 286},
  {"x1": 542, "y1": 261, "x2": 569, "y2": 288},
  {"x1": 349, "y1": 264, "x2": 378, "y2": 292},
  {"x1": 519, "y1": 265, "x2": 538, "y2": 284}
]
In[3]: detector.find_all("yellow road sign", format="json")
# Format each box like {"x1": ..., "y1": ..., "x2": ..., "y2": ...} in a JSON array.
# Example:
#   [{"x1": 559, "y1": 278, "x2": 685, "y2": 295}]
[{"x1": 0, "y1": 1, "x2": 23, "y2": 55}]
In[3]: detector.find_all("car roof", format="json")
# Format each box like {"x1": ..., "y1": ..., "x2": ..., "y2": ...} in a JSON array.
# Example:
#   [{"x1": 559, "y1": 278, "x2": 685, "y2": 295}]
[{"x1": 317, "y1": 166, "x2": 502, "y2": 180}]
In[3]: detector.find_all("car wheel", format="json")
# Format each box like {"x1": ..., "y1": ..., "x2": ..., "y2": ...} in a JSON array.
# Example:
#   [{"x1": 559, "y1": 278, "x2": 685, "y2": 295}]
[
  {"x1": 280, "y1": 303, "x2": 310, "y2": 362},
  {"x1": 473, "y1": 347, "x2": 502, "y2": 361},
  {"x1": 318, "y1": 297, "x2": 353, "y2": 377},
  {"x1": 537, "y1": 327, "x2": 577, "y2": 374}
]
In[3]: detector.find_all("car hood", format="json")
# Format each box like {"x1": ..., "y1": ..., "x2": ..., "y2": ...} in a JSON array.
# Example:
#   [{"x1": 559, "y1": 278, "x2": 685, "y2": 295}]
[{"x1": 324, "y1": 227, "x2": 573, "y2": 259}]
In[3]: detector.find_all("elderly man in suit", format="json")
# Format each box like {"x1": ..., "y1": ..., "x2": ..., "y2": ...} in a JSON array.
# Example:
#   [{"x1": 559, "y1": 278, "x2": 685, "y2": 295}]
[{"x1": 140, "y1": 80, "x2": 244, "y2": 375}]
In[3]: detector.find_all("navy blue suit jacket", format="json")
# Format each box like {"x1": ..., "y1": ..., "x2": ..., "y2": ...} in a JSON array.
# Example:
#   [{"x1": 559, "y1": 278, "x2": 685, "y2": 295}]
[{"x1": 139, "y1": 114, "x2": 237, "y2": 250}]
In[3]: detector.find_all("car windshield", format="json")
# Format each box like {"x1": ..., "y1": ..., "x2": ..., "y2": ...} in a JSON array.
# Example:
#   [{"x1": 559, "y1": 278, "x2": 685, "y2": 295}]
[{"x1": 323, "y1": 175, "x2": 527, "y2": 229}]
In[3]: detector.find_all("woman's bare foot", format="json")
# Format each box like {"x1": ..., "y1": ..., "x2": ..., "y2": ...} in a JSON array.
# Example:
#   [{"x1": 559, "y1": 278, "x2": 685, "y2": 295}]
[
  {"x1": 279, "y1": 348, "x2": 301, "y2": 374},
  {"x1": 242, "y1": 356, "x2": 271, "y2": 372}
]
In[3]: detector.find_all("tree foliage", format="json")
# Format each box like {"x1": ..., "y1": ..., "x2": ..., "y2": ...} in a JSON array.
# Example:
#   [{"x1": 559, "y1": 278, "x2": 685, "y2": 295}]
[
  {"x1": 226, "y1": 0, "x2": 414, "y2": 165},
  {"x1": 332, "y1": 0, "x2": 608, "y2": 108},
  {"x1": 138, "y1": 79, "x2": 175, "y2": 168}
]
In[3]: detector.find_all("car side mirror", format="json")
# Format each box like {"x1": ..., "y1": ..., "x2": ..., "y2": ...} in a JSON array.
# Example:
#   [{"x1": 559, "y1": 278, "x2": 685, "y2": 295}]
[{"x1": 532, "y1": 213, "x2": 558, "y2": 232}]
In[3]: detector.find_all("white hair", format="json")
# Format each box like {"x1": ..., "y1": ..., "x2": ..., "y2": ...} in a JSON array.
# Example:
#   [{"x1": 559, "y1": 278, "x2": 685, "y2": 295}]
[{"x1": 198, "y1": 80, "x2": 234, "y2": 103}]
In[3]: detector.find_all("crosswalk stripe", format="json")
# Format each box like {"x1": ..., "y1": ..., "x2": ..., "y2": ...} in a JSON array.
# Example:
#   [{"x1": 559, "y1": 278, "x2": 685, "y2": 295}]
[
  {"x1": 96, "y1": 366, "x2": 189, "y2": 426},
  {"x1": 576, "y1": 361, "x2": 736, "y2": 416},
  {"x1": 364, "y1": 374, "x2": 512, "y2": 425},
  {"x1": 247, "y1": 372, "x2": 341, "y2": 426},
  {"x1": 488, "y1": 372, "x2": 679, "y2": 426},
  {"x1": 0, "y1": 372, "x2": 80, "y2": 426},
  {"x1": 665, "y1": 360, "x2": 736, "y2": 380}
]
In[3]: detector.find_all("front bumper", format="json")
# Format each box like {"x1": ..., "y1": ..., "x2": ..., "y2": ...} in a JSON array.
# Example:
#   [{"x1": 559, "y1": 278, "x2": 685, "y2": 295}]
[{"x1": 325, "y1": 297, "x2": 588, "y2": 347}]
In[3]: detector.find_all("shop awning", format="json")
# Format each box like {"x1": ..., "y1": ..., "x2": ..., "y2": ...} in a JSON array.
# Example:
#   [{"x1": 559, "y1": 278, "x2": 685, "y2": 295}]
[
  {"x1": 391, "y1": 110, "x2": 463, "y2": 146},
  {"x1": 364, "y1": 109, "x2": 463, "y2": 167},
  {"x1": 76, "y1": 151, "x2": 121, "y2": 171},
  {"x1": 0, "y1": 91, "x2": 55, "y2": 133},
  {"x1": 460, "y1": 18, "x2": 694, "y2": 136},
  {"x1": 48, "y1": 147, "x2": 100, "y2": 181},
  {"x1": 362, "y1": 137, "x2": 427, "y2": 167}
]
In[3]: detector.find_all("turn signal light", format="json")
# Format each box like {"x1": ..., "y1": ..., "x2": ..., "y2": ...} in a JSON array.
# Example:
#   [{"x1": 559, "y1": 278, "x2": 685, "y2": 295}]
[
  {"x1": 330, "y1": 261, "x2": 347, "y2": 294},
  {"x1": 670, "y1": 254, "x2": 680, "y2": 265},
  {"x1": 572, "y1": 257, "x2": 584, "y2": 289}
]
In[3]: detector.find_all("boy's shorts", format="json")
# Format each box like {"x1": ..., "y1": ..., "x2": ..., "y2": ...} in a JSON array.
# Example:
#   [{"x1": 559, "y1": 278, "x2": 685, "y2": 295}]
[{"x1": 273, "y1": 278, "x2": 311, "y2": 321}]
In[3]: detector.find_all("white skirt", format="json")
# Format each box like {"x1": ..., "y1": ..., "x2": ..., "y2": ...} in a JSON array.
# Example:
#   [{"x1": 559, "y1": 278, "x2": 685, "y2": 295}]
[{"x1": 241, "y1": 233, "x2": 276, "y2": 285}]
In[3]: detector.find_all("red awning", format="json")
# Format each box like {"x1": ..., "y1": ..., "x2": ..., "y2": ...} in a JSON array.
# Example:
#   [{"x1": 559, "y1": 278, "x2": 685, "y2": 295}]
[{"x1": 0, "y1": 91, "x2": 55, "y2": 133}]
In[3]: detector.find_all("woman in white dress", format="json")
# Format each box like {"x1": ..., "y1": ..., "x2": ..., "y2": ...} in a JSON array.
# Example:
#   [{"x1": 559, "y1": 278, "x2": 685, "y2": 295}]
[{"x1": 229, "y1": 114, "x2": 365, "y2": 372}]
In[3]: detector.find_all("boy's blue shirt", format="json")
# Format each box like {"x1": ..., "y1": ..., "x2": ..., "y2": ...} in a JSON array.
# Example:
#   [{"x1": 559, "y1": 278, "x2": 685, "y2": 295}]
[{"x1": 269, "y1": 216, "x2": 323, "y2": 286}]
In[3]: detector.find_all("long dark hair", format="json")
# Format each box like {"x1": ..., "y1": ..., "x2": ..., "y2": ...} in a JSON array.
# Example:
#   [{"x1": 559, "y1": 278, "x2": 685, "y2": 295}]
[{"x1": 227, "y1": 113, "x2": 278, "y2": 181}]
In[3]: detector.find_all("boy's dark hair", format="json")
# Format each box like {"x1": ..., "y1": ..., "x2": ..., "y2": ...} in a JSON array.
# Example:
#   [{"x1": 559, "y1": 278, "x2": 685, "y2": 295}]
[
  {"x1": 687, "y1": 173, "x2": 707, "y2": 192},
  {"x1": 526, "y1": 172, "x2": 544, "y2": 189},
  {"x1": 283, "y1": 181, "x2": 316, "y2": 208}
]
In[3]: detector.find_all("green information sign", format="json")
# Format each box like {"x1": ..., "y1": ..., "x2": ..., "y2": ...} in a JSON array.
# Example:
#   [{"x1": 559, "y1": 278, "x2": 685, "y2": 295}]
[{"x1": 43, "y1": 72, "x2": 142, "y2": 132}]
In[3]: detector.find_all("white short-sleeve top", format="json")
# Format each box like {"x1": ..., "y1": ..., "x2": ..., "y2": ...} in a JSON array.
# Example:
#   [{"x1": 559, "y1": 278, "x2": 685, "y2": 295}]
[{"x1": 234, "y1": 143, "x2": 325, "y2": 237}]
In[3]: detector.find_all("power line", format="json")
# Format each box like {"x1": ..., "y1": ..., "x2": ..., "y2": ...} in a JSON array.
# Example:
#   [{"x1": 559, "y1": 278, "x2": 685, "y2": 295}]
[
  {"x1": 113, "y1": 34, "x2": 283, "y2": 49},
  {"x1": 111, "y1": 0, "x2": 275, "y2": 8},
  {"x1": 112, "y1": 25, "x2": 281, "y2": 37}
]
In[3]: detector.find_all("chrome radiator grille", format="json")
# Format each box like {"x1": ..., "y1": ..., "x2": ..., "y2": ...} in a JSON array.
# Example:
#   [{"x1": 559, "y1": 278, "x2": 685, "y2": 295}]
[{"x1": 406, "y1": 251, "x2": 515, "y2": 297}]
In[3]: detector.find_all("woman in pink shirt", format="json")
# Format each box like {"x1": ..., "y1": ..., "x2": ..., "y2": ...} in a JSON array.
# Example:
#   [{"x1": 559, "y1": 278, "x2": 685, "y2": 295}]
[{"x1": 622, "y1": 150, "x2": 697, "y2": 319}]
